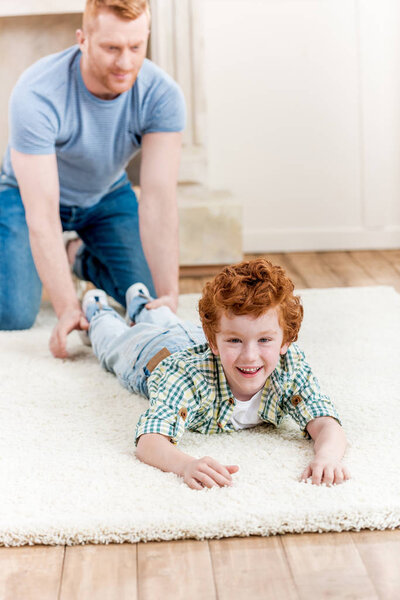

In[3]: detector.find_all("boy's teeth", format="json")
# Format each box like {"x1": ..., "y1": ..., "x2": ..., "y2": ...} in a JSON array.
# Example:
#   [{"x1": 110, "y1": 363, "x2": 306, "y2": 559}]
[{"x1": 239, "y1": 367, "x2": 259, "y2": 373}]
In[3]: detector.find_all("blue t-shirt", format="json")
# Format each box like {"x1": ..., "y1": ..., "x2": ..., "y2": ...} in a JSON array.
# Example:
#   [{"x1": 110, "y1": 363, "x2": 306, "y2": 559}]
[{"x1": 0, "y1": 45, "x2": 186, "y2": 207}]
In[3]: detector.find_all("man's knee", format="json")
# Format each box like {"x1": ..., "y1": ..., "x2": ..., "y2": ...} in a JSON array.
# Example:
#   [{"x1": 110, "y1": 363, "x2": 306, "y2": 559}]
[
  {"x1": 0, "y1": 301, "x2": 39, "y2": 330},
  {"x1": 0, "y1": 187, "x2": 42, "y2": 330}
]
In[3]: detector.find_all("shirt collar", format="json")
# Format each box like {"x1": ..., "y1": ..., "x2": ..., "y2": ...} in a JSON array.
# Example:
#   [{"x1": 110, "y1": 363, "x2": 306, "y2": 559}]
[{"x1": 214, "y1": 354, "x2": 235, "y2": 402}]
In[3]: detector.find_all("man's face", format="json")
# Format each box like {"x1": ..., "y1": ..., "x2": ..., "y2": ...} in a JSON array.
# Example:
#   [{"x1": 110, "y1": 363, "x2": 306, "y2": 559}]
[
  {"x1": 77, "y1": 9, "x2": 149, "y2": 99},
  {"x1": 210, "y1": 308, "x2": 289, "y2": 402}
]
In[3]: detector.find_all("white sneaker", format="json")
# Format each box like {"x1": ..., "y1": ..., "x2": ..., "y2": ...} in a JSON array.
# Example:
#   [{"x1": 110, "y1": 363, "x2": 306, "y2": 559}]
[
  {"x1": 125, "y1": 282, "x2": 151, "y2": 323},
  {"x1": 62, "y1": 230, "x2": 79, "y2": 250},
  {"x1": 80, "y1": 289, "x2": 109, "y2": 346},
  {"x1": 82, "y1": 289, "x2": 109, "y2": 316}
]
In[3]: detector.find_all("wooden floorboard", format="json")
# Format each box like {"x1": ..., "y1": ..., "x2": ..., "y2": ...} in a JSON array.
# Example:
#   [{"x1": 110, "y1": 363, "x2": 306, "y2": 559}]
[
  {"x1": 59, "y1": 544, "x2": 137, "y2": 600},
  {"x1": 350, "y1": 250, "x2": 400, "y2": 291},
  {"x1": 137, "y1": 539, "x2": 215, "y2": 600},
  {"x1": 380, "y1": 249, "x2": 400, "y2": 277},
  {"x1": 284, "y1": 252, "x2": 344, "y2": 288},
  {"x1": 352, "y1": 530, "x2": 400, "y2": 600},
  {"x1": 0, "y1": 546, "x2": 65, "y2": 600},
  {"x1": 179, "y1": 275, "x2": 209, "y2": 295},
  {"x1": 209, "y1": 536, "x2": 298, "y2": 600},
  {"x1": 5, "y1": 251, "x2": 400, "y2": 599},
  {"x1": 282, "y1": 532, "x2": 378, "y2": 599},
  {"x1": 319, "y1": 251, "x2": 376, "y2": 287}
]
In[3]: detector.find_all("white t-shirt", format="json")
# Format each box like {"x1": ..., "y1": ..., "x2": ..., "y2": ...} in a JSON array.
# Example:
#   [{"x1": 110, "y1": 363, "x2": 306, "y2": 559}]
[{"x1": 230, "y1": 389, "x2": 263, "y2": 430}]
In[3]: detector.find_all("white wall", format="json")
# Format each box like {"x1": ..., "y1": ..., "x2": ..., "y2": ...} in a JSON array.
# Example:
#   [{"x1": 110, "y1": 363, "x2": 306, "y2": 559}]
[
  {"x1": 2, "y1": 1, "x2": 400, "y2": 254},
  {"x1": 204, "y1": 0, "x2": 400, "y2": 252}
]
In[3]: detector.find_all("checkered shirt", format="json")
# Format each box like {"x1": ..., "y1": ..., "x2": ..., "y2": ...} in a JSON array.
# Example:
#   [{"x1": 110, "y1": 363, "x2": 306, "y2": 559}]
[{"x1": 134, "y1": 343, "x2": 340, "y2": 445}]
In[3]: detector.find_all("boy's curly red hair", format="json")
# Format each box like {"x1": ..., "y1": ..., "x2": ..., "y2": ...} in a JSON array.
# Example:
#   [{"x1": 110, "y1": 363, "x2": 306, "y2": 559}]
[{"x1": 198, "y1": 258, "x2": 303, "y2": 347}]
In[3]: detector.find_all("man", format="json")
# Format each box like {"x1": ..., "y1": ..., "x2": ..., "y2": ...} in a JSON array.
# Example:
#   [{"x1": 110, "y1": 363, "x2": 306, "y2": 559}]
[{"x1": 0, "y1": 0, "x2": 185, "y2": 358}]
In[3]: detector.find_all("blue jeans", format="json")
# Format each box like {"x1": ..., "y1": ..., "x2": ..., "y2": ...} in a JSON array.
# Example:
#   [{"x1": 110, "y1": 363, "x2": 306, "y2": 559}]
[
  {"x1": 0, "y1": 183, "x2": 155, "y2": 330},
  {"x1": 88, "y1": 297, "x2": 206, "y2": 398}
]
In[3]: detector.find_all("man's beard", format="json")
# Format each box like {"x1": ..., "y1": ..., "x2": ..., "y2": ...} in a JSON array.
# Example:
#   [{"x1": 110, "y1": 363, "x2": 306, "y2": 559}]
[{"x1": 101, "y1": 70, "x2": 137, "y2": 94}]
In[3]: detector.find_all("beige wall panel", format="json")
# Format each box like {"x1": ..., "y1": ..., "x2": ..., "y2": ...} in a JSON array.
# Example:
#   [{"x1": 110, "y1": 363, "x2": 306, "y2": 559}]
[
  {"x1": 204, "y1": 0, "x2": 362, "y2": 252},
  {"x1": 0, "y1": 1, "x2": 84, "y2": 17},
  {"x1": 0, "y1": 14, "x2": 81, "y2": 158},
  {"x1": 359, "y1": 0, "x2": 400, "y2": 230}
]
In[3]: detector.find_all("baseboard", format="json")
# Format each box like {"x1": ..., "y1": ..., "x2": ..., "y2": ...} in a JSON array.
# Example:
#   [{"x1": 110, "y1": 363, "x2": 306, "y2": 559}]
[{"x1": 244, "y1": 227, "x2": 400, "y2": 253}]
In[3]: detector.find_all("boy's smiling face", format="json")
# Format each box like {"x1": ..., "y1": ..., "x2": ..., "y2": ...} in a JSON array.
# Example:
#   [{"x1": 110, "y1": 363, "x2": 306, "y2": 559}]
[{"x1": 210, "y1": 308, "x2": 289, "y2": 402}]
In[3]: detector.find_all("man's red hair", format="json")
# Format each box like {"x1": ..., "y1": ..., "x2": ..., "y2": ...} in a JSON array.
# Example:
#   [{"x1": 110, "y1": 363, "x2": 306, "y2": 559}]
[
  {"x1": 198, "y1": 259, "x2": 303, "y2": 347},
  {"x1": 83, "y1": 0, "x2": 150, "y2": 28}
]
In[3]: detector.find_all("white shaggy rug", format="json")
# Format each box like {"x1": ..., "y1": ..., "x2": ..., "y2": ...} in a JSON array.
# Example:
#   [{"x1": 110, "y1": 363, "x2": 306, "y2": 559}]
[{"x1": 1, "y1": 286, "x2": 400, "y2": 546}]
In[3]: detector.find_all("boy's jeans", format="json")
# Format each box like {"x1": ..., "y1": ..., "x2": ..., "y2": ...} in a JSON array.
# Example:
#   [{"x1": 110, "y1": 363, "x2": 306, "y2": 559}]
[
  {"x1": 89, "y1": 297, "x2": 206, "y2": 398},
  {"x1": 0, "y1": 183, "x2": 155, "y2": 330}
]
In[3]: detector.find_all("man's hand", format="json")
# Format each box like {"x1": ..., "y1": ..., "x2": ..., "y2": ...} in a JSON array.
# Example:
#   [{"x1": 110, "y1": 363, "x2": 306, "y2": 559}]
[
  {"x1": 145, "y1": 293, "x2": 178, "y2": 313},
  {"x1": 301, "y1": 458, "x2": 350, "y2": 486},
  {"x1": 49, "y1": 308, "x2": 89, "y2": 358},
  {"x1": 11, "y1": 149, "x2": 88, "y2": 359},
  {"x1": 182, "y1": 456, "x2": 239, "y2": 490}
]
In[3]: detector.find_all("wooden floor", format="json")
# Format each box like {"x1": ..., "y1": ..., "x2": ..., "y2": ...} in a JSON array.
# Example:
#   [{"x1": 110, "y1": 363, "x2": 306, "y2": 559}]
[{"x1": 3, "y1": 250, "x2": 400, "y2": 600}]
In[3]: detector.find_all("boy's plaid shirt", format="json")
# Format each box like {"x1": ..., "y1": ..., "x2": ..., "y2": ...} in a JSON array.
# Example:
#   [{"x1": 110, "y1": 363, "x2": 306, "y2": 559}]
[{"x1": 135, "y1": 343, "x2": 340, "y2": 445}]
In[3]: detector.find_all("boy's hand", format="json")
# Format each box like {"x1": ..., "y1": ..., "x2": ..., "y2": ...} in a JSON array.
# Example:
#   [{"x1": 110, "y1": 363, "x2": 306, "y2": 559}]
[
  {"x1": 304, "y1": 417, "x2": 349, "y2": 486},
  {"x1": 136, "y1": 434, "x2": 239, "y2": 489},
  {"x1": 301, "y1": 458, "x2": 350, "y2": 486},
  {"x1": 182, "y1": 456, "x2": 239, "y2": 490}
]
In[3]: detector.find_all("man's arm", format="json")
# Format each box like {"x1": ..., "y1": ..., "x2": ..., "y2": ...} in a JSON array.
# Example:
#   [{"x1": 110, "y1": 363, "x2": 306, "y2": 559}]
[
  {"x1": 136, "y1": 433, "x2": 239, "y2": 489},
  {"x1": 301, "y1": 416, "x2": 350, "y2": 485},
  {"x1": 138, "y1": 132, "x2": 182, "y2": 312},
  {"x1": 11, "y1": 149, "x2": 88, "y2": 358}
]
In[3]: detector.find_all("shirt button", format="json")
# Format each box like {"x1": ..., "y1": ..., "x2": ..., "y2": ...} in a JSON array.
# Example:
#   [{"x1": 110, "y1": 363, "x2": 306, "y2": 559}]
[
  {"x1": 178, "y1": 407, "x2": 188, "y2": 421},
  {"x1": 217, "y1": 422, "x2": 223, "y2": 429},
  {"x1": 291, "y1": 395, "x2": 302, "y2": 407},
  {"x1": 228, "y1": 397, "x2": 235, "y2": 405}
]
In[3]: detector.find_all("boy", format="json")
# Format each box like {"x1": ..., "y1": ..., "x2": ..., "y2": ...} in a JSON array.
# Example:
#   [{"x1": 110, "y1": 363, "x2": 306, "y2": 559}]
[{"x1": 83, "y1": 259, "x2": 349, "y2": 489}]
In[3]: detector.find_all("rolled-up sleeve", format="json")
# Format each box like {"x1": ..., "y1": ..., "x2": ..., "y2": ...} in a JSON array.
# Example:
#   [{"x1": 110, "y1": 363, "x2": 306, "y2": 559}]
[
  {"x1": 281, "y1": 364, "x2": 341, "y2": 437},
  {"x1": 135, "y1": 358, "x2": 198, "y2": 445}
]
